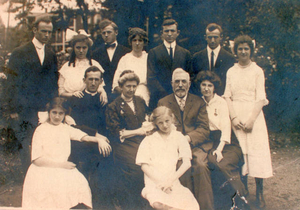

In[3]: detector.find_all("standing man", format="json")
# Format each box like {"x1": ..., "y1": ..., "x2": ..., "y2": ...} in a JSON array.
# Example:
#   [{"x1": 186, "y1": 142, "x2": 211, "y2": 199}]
[
  {"x1": 147, "y1": 18, "x2": 192, "y2": 111},
  {"x1": 92, "y1": 19, "x2": 130, "y2": 101},
  {"x1": 158, "y1": 68, "x2": 213, "y2": 210},
  {"x1": 192, "y1": 23, "x2": 235, "y2": 95},
  {"x1": 7, "y1": 16, "x2": 58, "y2": 177}
]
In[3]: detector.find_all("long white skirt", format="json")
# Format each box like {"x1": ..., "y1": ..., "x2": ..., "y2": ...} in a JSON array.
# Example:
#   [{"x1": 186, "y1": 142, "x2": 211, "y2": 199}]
[{"x1": 22, "y1": 164, "x2": 92, "y2": 209}]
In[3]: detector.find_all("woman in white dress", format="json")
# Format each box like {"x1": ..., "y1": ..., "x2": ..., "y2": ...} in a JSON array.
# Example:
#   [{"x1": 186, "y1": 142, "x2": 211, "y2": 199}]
[
  {"x1": 136, "y1": 106, "x2": 199, "y2": 210},
  {"x1": 112, "y1": 27, "x2": 150, "y2": 105},
  {"x1": 58, "y1": 34, "x2": 107, "y2": 104},
  {"x1": 22, "y1": 97, "x2": 111, "y2": 209},
  {"x1": 223, "y1": 35, "x2": 273, "y2": 208}
]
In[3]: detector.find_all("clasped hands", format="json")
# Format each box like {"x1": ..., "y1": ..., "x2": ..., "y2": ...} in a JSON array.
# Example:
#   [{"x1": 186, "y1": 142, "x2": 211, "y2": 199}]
[
  {"x1": 232, "y1": 117, "x2": 255, "y2": 132},
  {"x1": 156, "y1": 179, "x2": 174, "y2": 194}
]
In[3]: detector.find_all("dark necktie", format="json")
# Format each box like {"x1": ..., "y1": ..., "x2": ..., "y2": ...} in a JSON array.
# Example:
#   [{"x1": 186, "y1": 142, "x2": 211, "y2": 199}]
[
  {"x1": 169, "y1": 46, "x2": 173, "y2": 60},
  {"x1": 210, "y1": 51, "x2": 214, "y2": 71},
  {"x1": 105, "y1": 43, "x2": 116, "y2": 49}
]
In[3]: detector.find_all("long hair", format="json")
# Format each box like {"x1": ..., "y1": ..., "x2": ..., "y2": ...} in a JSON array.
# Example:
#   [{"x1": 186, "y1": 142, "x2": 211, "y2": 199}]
[{"x1": 68, "y1": 34, "x2": 92, "y2": 67}]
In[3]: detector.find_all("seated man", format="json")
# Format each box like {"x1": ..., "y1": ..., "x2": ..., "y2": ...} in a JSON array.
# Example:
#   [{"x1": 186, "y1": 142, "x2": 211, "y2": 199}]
[
  {"x1": 67, "y1": 66, "x2": 113, "y2": 209},
  {"x1": 157, "y1": 68, "x2": 213, "y2": 210}
]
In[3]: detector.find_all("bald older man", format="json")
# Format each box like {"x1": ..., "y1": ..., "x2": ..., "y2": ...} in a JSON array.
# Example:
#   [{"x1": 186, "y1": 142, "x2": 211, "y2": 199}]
[{"x1": 157, "y1": 68, "x2": 214, "y2": 210}]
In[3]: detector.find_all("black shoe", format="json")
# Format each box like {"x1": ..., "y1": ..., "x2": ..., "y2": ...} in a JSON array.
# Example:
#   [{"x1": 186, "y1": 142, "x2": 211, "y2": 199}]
[{"x1": 231, "y1": 192, "x2": 250, "y2": 210}]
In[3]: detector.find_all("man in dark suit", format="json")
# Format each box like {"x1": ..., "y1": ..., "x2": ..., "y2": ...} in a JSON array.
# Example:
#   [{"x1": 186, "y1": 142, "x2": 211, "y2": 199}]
[
  {"x1": 67, "y1": 66, "x2": 113, "y2": 209},
  {"x1": 7, "y1": 16, "x2": 58, "y2": 176},
  {"x1": 147, "y1": 18, "x2": 192, "y2": 111},
  {"x1": 192, "y1": 23, "x2": 236, "y2": 95},
  {"x1": 92, "y1": 19, "x2": 130, "y2": 101},
  {"x1": 158, "y1": 68, "x2": 213, "y2": 210}
]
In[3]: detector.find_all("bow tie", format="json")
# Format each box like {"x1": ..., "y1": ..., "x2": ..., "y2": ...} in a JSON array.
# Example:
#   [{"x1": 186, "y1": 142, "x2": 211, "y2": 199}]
[{"x1": 106, "y1": 43, "x2": 116, "y2": 49}]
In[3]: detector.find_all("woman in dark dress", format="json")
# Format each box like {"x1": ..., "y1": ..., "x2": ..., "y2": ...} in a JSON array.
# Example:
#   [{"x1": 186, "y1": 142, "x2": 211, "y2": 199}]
[{"x1": 106, "y1": 70, "x2": 150, "y2": 209}]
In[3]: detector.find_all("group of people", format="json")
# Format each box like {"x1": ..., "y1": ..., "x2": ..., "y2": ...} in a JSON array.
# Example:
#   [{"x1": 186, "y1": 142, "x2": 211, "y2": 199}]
[{"x1": 4, "y1": 15, "x2": 273, "y2": 210}]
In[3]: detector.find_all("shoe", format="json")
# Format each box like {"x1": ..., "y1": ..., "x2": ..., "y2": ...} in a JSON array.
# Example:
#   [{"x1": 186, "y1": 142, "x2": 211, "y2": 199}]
[
  {"x1": 255, "y1": 196, "x2": 266, "y2": 209},
  {"x1": 231, "y1": 192, "x2": 250, "y2": 210}
]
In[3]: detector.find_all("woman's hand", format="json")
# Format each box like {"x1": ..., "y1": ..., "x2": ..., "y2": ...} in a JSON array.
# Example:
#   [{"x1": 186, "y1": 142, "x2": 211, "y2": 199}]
[
  {"x1": 99, "y1": 89, "x2": 108, "y2": 106},
  {"x1": 73, "y1": 91, "x2": 84, "y2": 98},
  {"x1": 232, "y1": 118, "x2": 244, "y2": 130},
  {"x1": 243, "y1": 118, "x2": 255, "y2": 132},
  {"x1": 60, "y1": 161, "x2": 76, "y2": 169},
  {"x1": 213, "y1": 150, "x2": 224, "y2": 162},
  {"x1": 157, "y1": 179, "x2": 174, "y2": 194}
]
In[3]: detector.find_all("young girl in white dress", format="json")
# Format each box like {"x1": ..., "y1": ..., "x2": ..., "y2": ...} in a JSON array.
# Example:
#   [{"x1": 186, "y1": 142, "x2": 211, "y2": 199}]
[
  {"x1": 224, "y1": 35, "x2": 273, "y2": 208},
  {"x1": 136, "y1": 106, "x2": 199, "y2": 210},
  {"x1": 22, "y1": 97, "x2": 111, "y2": 209}
]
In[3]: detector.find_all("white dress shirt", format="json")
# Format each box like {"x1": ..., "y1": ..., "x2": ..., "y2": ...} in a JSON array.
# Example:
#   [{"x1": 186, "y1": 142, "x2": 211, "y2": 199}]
[
  {"x1": 32, "y1": 37, "x2": 45, "y2": 65},
  {"x1": 164, "y1": 40, "x2": 176, "y2": 59},
  {"x1": 106, "y1": 41, "x2": 118, "y2": 61},
  {"x1": 207, "y1": 45, "x2": 221, "y2": 69},
  {"x1": 202, "y1": 94, "x2": 231, "y2": 144}
]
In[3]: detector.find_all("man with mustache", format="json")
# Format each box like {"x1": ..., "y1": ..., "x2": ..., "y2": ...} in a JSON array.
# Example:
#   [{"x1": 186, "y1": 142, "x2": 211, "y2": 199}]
[{"x1": 157, "y1": 68, "x2": 213, "y2": 210}]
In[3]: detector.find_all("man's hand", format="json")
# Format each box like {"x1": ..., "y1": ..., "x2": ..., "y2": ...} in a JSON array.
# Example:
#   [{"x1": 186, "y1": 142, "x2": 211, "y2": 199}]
[
  {"x1": 10, "y1": 113, "x2": 19, "y2": 120},
  {"x1": 97, "y1": 137, "x2": 112, "y2": 157}
]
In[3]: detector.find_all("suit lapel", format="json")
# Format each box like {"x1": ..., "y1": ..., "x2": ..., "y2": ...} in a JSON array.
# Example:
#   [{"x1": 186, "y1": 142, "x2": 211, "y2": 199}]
[
  {"x1": 29, "y1": 42, "x2": 42, "y2": 68},
  {"x1": 160, "y1": 44, "x2": 173, "y2": 69},
  {"x1": 183, "y1": 94, "x2": 193, "y2": 121},
  {"x1": 168, "y1": 94, "x2": 181, "y2": 123}
]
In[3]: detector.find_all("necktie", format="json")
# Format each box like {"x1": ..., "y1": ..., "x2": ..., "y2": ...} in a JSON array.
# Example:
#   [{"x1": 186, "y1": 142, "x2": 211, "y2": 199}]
[
  {"x1": 210, "y1": 51, "x2": 214, "y2": 71},
  {"x1": 169, "y1": 46, "x2": 173, "y2": 60},
  {"x1": 179, "y1": 99, "x2": 185, "y2": 111},
  {"x1": 105, "y1": 43, "x2": 116, "y2": 49}
]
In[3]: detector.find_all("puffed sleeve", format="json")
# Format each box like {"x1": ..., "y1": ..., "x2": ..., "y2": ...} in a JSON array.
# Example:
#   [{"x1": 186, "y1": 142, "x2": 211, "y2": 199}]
[
  {"x1": 177, "y1": 132, "x2": 192, "y2": 160},
  {"x1": 219, "y1": 98, "x2": 231, "y2": 144},
  {"x1": 68, "y1": 124, "x2": 88, "y2": 141},
  {"x1": 91, "y1": 59, "x2": 105, "y2": 73},
  {"x1": 112, "y1": 56, "x2": 126, "y2": 91},
  {"x1": 255, "y1": 67, "x2": 269, "y2": 106},
  {"x1": 31, "y1": 126, "x2": 44, "y2": 161},
  {"x1": 106, "y1": 101, "x2": 123, "y2": 140},
  {"x1": 136, "y1": 136, "x2": 152, "y2": 166},
  {"x1": 223, "y1": 68, "x2": 233, "y2": 98}
]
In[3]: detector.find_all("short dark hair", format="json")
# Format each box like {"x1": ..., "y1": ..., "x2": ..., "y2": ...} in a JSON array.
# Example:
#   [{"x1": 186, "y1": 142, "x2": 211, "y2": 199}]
[
  {"x1": 233, "y1": 35, "x2": 254, "y2": 57},
  {"x1": 162, "y1": 18, "x2": 178, "y2": 29},
  {"x1": 128, "y1": 27, "x2": 148, "y2": 46},
  {"x1": 99, "y1": 19, "x2": 118, "y2": 31},
  {"x1": 194, "y1": 71, "x2": 222, "y2": 92},
  {"x1": 206, "y1": 23, "x2": 223, "y2": 35},
  {"x1": 46, "y1": 97, "x2": 69, "y2": 113},
  {"x1": 118, "y1": 70, "x2": 140, "y2": 87},
  {"x1": 33, "y1": 16, "x2": 52, "y2": 29},
  {"x1": 84, "y1": 66, "x2": 102, "y2": 78}
]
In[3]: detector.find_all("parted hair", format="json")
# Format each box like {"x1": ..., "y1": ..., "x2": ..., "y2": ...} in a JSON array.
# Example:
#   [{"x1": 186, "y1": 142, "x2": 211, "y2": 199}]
[
  {"x1": 46, "y1": 97, "x2": 69, "y2": 113},
  {"x1": 128, "y1": 27, "x2": 148, "y2": 46},
  {"x1": 233, "y1": 35, "x2": 254, "y2": 57},
  {"x1": 206, "y1": 23, "x2": 223, "y2": 35},
  {"x1": 118, "y1": 70, "x2": 140, "y2": 87},
  {"x1": 162, "y1": 18, "x2": 178, "y2": 29},
  {"x1": 150, "y1": 106, "x2": 174, "y2": 124},
  {"x1": 84, "y1": 66, "x2": 102, "y2": 79},
  {"x1": 99, "y1": 19, "x2": 118, "y2": 31},
  {"x1": 194, "y1": 71, "x2": 222, "y2": 92},
  {"x1": 33, "y1": 16, "x2": 52, "y2": 29}
]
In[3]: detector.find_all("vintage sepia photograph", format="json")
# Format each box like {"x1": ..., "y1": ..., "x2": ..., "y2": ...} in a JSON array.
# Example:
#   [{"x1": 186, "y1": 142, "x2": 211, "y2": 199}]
[{"x1": 0, "y1": 0, "x2": 299, "y2": 209}]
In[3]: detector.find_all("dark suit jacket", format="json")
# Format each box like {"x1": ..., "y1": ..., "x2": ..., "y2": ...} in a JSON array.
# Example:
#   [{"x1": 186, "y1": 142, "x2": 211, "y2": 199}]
[
  {"x1": 158, "y1": 93, "x2": 211, "y2": 151},
  {"x1": 92, "y1": 44, "x2": 130, "y2": 96},
  {"x1": 7, "y1": 42, "x2": 58, "y2": 119},
  {"x1": 192, "y1": 47, "x2": 236, "y2": 95},
  {"x1": 147, "y1": 44, "x2": 192, "y2": 109}
]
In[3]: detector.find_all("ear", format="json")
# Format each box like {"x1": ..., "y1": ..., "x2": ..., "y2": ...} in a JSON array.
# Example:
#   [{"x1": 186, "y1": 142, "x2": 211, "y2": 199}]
[
  {"x1": 33, "y1": 27, "x2": 38, "y2": 34},
  {"x1": 115, "y1": 30, "x2": 118, "y2": 36},
  {"x1": 177, "y1": 29, "x2": 180, "y2": 35}
]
